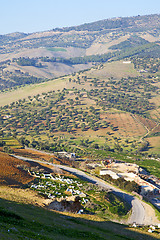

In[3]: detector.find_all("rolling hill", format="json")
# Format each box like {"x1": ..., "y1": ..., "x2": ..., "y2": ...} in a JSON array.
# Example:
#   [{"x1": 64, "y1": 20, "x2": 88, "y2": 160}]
[
  {"x1": 0, "y1": 58, "x2": 160, "y2": 157},
  {"x1": 0, "y1": 14, "x2": 160, "y2": 91},
  {"x1": 0, "y1": 14, "x2": 160, "y2": 239}
]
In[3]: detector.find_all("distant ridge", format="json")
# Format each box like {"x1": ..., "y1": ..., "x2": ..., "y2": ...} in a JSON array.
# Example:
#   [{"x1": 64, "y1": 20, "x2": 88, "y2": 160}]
[
  {"x1": 0, "y1": 13, "x2": 160, "y2": 87},
  {"x1": 52, "y1": 14, "x2": 160, "y2": 32},
  {"x1": 2, "y1": 13, "x2": 160, "y2": 36}
]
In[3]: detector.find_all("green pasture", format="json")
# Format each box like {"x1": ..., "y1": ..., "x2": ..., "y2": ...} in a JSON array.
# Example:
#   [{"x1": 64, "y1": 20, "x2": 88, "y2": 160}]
[{"x1": 46, "y1": 47, "x2": 67, "y2": 52}]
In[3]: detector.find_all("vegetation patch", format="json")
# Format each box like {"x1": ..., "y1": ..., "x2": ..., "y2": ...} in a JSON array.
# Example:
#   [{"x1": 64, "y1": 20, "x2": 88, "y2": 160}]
[{"x1": 46, "y1": 47, "x2": 67, "y2": 52}]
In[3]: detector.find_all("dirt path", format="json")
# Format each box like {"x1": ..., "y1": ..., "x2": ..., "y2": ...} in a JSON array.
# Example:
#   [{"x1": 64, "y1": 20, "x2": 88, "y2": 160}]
[
  {"x1": 141, "y1": 201, "x2": 159, "y2": 225},
  {"x1": 131, "y1": 114, "x2": 150, "y2": 141},
  {"x1": 131, "y1": 114, "x2": 160, "y2": 142}
]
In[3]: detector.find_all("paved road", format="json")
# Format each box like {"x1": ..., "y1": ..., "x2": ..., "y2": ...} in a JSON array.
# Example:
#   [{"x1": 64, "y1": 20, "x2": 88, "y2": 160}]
[{"x1": 13, "y1": 154, "x2": 147, "y2": 225}]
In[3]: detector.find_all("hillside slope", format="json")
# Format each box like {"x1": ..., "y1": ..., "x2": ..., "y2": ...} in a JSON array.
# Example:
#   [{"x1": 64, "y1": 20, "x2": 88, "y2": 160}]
[
  {"x1": 0, "y1": 194, "x2": 159, "y2": 240},
  {"x1": 1, "y1": 14, "x2": 160, "y2": 54},
  {"x1": 0, "y1": 151, "x2": 159, "y2": 239},
  {"x1": 0, "y1": 58, "x2": 159, "y2": 156},
  {"x1": 0, "y1": 14, "x2": 160, "y2": 91},
  {"x1": 0, "y1": 151, "x2": 33, "y2": 186}
]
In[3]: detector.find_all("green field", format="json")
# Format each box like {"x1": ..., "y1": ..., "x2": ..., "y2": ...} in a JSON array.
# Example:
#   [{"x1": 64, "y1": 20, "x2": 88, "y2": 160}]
[
  {"x1": 0, "y1": 197, "x2": 159, "y2": 240},
  {"x1": 0, "y1": 137, "x2": 22, "y2": 149},
  {"x1": 46, "y1": 47, "x2": 67, "y2": 52}
]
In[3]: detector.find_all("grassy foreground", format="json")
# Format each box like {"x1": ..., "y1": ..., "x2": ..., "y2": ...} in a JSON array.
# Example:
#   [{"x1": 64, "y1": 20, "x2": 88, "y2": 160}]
[{"x1": 0, "y1": 194, "x2": 159, "y2": 240}]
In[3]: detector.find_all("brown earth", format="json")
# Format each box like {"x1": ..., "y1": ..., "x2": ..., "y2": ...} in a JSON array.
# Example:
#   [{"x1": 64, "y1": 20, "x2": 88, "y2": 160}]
[
  {"x1": 13, "y1": 148, "x2": 58, "y2": 162},
  {"x1": 0, "y1": 151, "x2": 34, "y2": 186}
]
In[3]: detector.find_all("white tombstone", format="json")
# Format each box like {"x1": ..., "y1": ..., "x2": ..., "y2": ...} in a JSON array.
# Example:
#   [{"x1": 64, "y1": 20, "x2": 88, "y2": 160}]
[{"x1": 132, "y1": 223, "x2": 136, "y2": 227}]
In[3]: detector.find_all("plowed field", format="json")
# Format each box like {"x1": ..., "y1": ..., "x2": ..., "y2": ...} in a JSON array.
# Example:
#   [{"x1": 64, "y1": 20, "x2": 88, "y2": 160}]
[
  {"x1": 136, "y1": 116, "x2": 157, "y2": 131},
  {"x1": 105, "y1": 112, "x2": 147, "y2": 137}
]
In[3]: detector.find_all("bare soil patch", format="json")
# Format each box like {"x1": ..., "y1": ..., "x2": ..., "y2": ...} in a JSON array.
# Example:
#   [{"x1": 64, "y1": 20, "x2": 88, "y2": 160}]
[{"x1": 13, "y1": 148, "x2": 58, "y2": 162}]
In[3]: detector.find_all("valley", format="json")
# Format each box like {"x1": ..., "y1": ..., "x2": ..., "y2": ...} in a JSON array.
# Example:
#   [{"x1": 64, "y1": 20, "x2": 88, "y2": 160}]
[{"x1": 0, "y1": 13, "x2": 160, "y2": 239}]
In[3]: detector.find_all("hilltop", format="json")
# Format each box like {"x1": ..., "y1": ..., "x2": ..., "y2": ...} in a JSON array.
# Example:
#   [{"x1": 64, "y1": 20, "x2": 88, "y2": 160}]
[
  {"x1": 1, "y1": 14, "x2": 160, "y2": 53},
  {"x1": 0, "y1": 14, "x2": 160, "y2": 91}
]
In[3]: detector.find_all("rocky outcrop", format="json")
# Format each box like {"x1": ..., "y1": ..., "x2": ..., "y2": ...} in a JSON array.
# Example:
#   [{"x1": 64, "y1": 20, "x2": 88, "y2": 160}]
[{"x1": 48, "y1": 196, "x2": 82, "y2": 213}]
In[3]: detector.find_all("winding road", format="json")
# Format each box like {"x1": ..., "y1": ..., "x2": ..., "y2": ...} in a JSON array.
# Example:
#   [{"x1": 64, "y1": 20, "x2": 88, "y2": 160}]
[{"x1": 12, "y1": 154, "x2": 158, "y2": 225}]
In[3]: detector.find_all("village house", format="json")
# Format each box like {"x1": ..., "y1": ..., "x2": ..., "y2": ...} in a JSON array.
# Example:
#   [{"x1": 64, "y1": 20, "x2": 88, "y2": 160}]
[
  {"x1": 56, "y1": 152, "x2": 76, "y2": 160},
  {"x1": 99, "y1": 167, "x2": 159, "y2": 196}
]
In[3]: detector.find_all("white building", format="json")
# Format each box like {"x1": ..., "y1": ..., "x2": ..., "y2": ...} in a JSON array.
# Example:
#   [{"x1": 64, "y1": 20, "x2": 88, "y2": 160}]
[
  {"x1": 57, "y1": 152, "x2": 76, "y2": 160},
  {"x1": 99, "y1": 169, "x2": 119, "y2": 179}
]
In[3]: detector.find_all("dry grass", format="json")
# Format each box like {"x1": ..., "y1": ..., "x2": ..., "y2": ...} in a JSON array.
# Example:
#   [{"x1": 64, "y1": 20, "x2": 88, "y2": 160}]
[
  {"x1": 0, "y1": 78, "x2": 66, "y2": 106},
  {"x1": 0, "y1": 45, "x2": 85, "y2": 62},
  {"x1": 136, "y1": 116, "x2": 157, "y2": 131},
  {"x1": 146, "y1": 136, "x2": 160, "y2": 154},
  {"x1": 0, "y1": 185, "x2": 51, "y2": 207},
  {"x1": 87, "y1": 60, "x2": 139, "y2": 80},
  {"x1": 149, "y1": 95, "x2": 160, "y2": 108},
  {"x1": 140, "y1": 33, "x2": 160, "y2": 42},
  {"x1": 86, "y1": 35, "x2": 130, "y2": 55},
  {"x1": 149, "y1": 109, "x2": 160, "y2": 121},
  {"x1": 6, "y1": 61, "x2": 92, "y2": 79}
]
